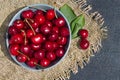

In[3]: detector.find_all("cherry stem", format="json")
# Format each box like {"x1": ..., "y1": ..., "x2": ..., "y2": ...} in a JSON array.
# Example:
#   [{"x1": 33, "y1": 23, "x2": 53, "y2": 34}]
[
  {"x1": 28, "y1": 6, "x2": 46, "y2": 12},
  {"x1": 21, "y1": 30, "x2": 27, "y2": 45},
  {"x1": 26, "y1": 18, "x2": 34, "y2": 23},
  {"x1": 25, "y1": 19, "x2": 36, "y2": 35},
  {"x1": 34, "y1": 62, "x2": 45, "y2": 68},
  {"x1": 17, "y1": 51, "x2": 30, "y2": 60},
  {"x1": 54, "y1": 9, "x2": 58, "y2": 19}
]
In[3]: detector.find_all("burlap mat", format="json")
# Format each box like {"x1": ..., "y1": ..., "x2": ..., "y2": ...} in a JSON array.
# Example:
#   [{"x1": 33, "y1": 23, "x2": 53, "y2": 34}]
[{"x1": 0, "y1": 0, "x2": 107, "y2": 80}]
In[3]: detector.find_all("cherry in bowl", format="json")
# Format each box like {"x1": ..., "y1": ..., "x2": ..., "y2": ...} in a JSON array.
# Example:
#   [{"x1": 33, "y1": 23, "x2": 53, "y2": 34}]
[{"x1": 6, "y1": 4, "x2": 71, "y2": 71}]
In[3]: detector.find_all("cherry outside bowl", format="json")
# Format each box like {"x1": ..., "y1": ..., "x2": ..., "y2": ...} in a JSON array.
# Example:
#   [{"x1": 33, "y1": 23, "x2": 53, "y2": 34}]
[{"x1": 6, "y1": 4, "x2": 71, "y2": 71}]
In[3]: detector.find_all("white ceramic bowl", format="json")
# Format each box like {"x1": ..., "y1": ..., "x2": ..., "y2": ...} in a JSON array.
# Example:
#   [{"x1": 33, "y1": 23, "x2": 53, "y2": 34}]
[{"x1": 6, "y1": 4, "x2": 71, "y2": 71}]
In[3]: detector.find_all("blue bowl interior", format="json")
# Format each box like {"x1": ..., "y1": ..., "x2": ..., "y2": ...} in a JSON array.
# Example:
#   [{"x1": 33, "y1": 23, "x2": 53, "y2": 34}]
[{"x1": 6, "y1": 4, "x2": 71, "y2": 71}]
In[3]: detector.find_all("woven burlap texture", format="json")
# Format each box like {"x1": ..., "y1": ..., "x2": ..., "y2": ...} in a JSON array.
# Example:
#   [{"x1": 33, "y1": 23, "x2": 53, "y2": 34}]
[{"x1": 0, "y1": 0, "x2": 107, "y2": 80}]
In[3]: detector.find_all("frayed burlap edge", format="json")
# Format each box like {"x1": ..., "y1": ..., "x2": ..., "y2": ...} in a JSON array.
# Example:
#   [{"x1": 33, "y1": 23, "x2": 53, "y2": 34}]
[
  {"x1": 43, "y1": 0, "x2": 107, "y2": 80},
  {"x1": 0, "y1": 0, "x2": 107, "y2": 80}
]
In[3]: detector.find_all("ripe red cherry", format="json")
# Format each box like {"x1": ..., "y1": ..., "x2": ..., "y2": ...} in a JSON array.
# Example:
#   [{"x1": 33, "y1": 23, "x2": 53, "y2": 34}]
[
  {"x1": 42, "y1": 36, "x2": 46, "y2": 42},
  {"x1": 79, "y1": 29, "x2": 88, "y2": 38},
  {"x1": 27, "y1": 50, "x2": 34, "y2": 58},
  {"x1": 21, "y1": 10, "x2": 34, "y2": 19},
  {"x1": 45, "y1": 41, "x2": 53, "y2": 51},
  {"x1": 31, "y1": 34, "x2": 43, "y2": 44},
  {"x1": 40, "y1": 25, "x2": 51, "y2": 35},
  {"x1": 26, "y1": 29, "x2": 34, "y2": 38},
  {"x1": 60, "y1": 27, "x2": 69, "y2": 37},
  {"x1": 31, "y1": 44, "x2": 41, "y2": 51},
  {"x1": 55, "y1": 48, "x2": 64, "y2": 58},
  {"x1": 49, "y1": 33, "x2": 58, "y2": 41},
  {"x1": 40, "y1": 58, "x2": 50, "y2": 67},
  {"x1": 9, "y1": 44, "x2": 19, "y2": 56},
  {"x1": 35, "y1": 15, "x2": 45, "y2": 25},
  {"x1": 17, "y1": 54, "x2": 27, "y2": 62},
  {"x1": 59, "y1": 45, "x2": 64, "y2": 48},
  {"x1": 52, "y1": 42, "x2": 59, "y2": 50},
  {"x1": 10, "y1": 34, "x2": 23, "y2": 44},
  {"x1": 46, "y1": 52, "x2": 56, "y2": 61},
  {"x1": 34, "y1": 50, "x2": 45, "y2": 60},
  {"x1": 23, "y1": 22, "x2": 30, "y2": 30},
  {"x1": 79, "y1": 39, "x2": 89, "y2": 50},
  {"x1": 57, "y1": 37, "x2": 67, "y2": 45},
  {"x1": 34, "y1": 27, "x2": 40, "y2": 33},
  {"x1": 52, "y1": 26, "x2": 59, "y2": 34},
  {"x1": 30, "y1": 19, "x2": 40, "y2": 29},
  {"x1": 13, "y1": 19, "x2": 24, "y2": 29},
  {"x1": 20, "y1": 45, "x2": 31, "y2": 54},
  {"x1": 20, "y1": 30, "x2": 25, "y2": 37},
  {"x1": 46, "y1": 9, "x2": 55, "y2": 20},
  {"x1": 8, "y1": 26, "x2": 19, "y2": 35},
  {"x1": 45, "y1": 21, "x2": 53, "y2": 28},
  {"x1": 55, "y1": 17, "x2": 66, "y2": 27},
  {"x1": 35, "y1": 10, "x2": 44, "y2": 16},
  {"x1": 27, "y1": 58, "x2": 38, "y2": 67}
]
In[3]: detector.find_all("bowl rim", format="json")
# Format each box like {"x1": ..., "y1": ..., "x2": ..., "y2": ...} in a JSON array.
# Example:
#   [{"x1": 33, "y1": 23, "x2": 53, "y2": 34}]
[{"x1": 6, "y1": 4, "x2": 71, "y2": 71}]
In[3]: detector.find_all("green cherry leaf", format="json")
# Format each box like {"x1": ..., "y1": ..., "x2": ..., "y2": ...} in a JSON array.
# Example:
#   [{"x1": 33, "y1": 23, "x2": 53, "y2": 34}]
[{"x1": 60, "y1": 4, "x2": 77, "y2": 23}]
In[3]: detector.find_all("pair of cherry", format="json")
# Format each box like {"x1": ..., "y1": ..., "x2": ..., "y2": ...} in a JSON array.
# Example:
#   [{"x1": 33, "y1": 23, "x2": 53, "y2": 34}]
[
  {"x1": 8, "y1": 8, "x2": 70, "y2": 68},
  {"x1": 78, "y1": 29, "x2": 89, "y2": 50}
]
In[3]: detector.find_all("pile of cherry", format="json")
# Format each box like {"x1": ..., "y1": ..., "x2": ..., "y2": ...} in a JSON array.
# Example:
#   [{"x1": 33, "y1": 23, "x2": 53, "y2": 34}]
[{"x1": 8, "y1": 8, "x2": 70, "y2": 68}]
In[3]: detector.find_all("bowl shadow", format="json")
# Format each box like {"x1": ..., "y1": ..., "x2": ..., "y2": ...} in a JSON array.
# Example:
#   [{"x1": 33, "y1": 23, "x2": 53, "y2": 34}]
[{"x1": 0, "y1": 7, "x2": 24, "y2": 63}]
